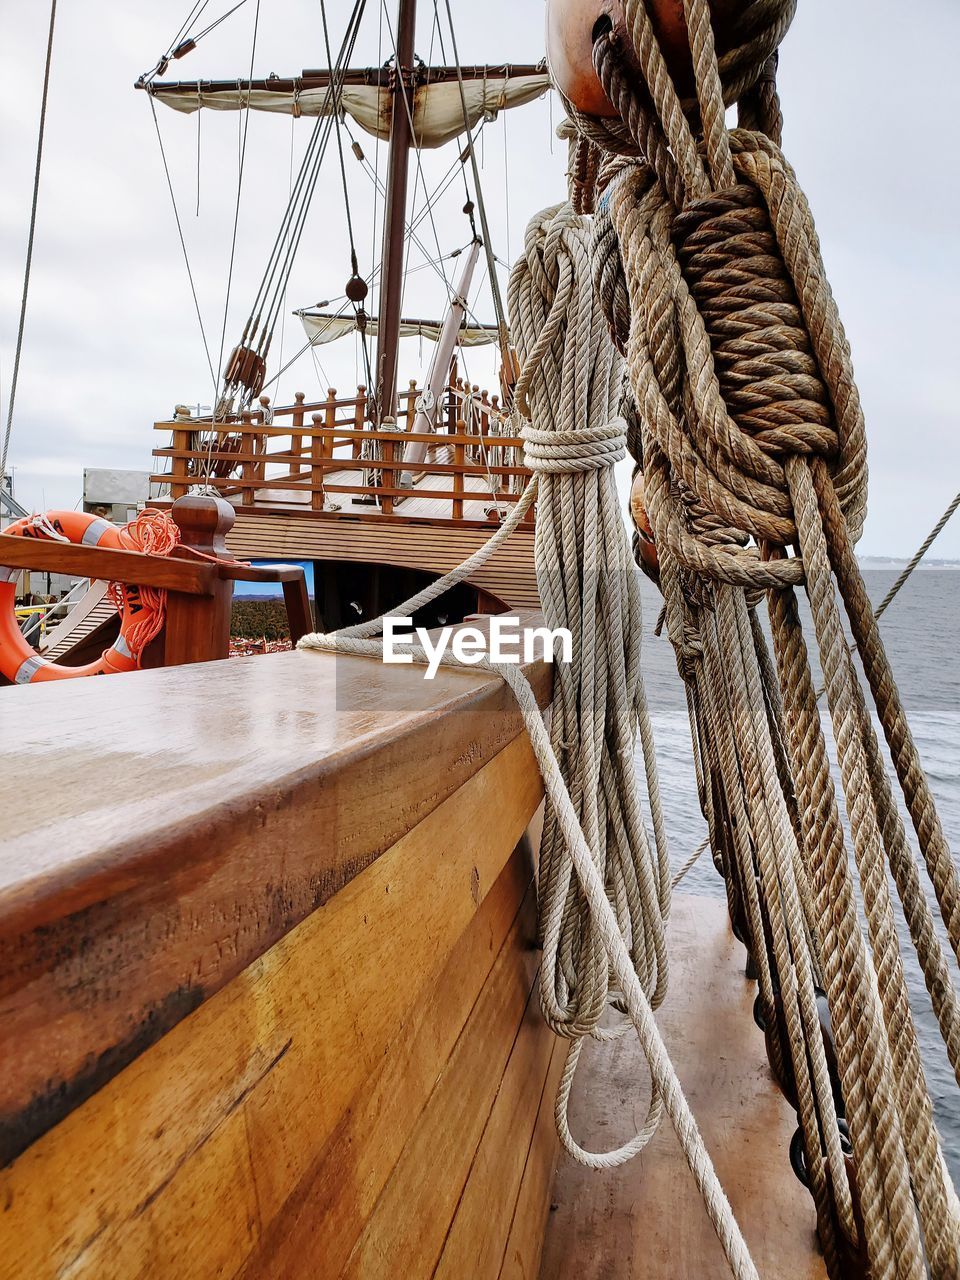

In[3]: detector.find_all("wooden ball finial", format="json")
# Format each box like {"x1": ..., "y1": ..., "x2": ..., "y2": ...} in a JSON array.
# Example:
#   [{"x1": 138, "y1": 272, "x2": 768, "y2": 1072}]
[{"x1": 545, "y1": 0, "x2": 741, "y2": 117}]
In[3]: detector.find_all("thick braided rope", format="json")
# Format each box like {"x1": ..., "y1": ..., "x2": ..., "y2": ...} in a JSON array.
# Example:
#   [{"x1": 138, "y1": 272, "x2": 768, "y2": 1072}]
[
  {"x1": 716, "y1": 587, "x2": 853, "y2": 1263},
  {"x1": 572, "y1": 0, "x2": 960, "y2": 1273}
]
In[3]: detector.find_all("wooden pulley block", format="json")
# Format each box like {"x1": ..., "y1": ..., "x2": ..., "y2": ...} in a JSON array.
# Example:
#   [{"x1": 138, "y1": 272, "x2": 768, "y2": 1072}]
[
  {"x1": 629, "y1": 470, "x2": 659, "y2": 574},
  {"x1": 223, "y1": 344, "x2": 266, "y2": 397},
  {"x1": 545, "y1": 0, "x2": 741, "y2": 115}
]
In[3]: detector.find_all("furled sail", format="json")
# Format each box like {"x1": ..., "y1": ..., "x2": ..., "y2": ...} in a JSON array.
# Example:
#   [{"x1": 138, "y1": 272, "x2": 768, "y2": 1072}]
[
  {"x1": 148, "y1": 69, "x2": 551, "y2": 150},
  {"x1": 299, "y1": 310, "x2": 498, "y2": 348}
]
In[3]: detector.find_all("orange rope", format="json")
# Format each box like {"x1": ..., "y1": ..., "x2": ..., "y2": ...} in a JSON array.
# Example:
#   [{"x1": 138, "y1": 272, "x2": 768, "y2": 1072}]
[{"x1": 110, "y1": 509, "x2": 181, "y2": 664}]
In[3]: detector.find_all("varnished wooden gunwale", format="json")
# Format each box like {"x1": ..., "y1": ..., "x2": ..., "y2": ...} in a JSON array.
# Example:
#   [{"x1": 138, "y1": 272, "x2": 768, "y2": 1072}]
[
  {"x1": 236, "y1": 842, "x2": 539, "y2": 1279},
  {"x1": 0, "y1": 632, "x2": 550, "y2": 1165},
  {"x1": 0, "y1": 729, "x2": 551, "y2": 1279}
]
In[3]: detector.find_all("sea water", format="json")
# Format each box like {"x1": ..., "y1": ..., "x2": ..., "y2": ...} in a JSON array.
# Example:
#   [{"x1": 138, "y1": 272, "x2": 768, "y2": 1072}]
[{"x1": 634, "y1": 569, "x2": 960, "y2": 1180}]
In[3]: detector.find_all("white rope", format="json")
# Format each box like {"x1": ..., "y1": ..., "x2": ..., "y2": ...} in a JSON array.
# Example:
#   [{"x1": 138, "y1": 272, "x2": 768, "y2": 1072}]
[{"x1": 297, "y1": 202, "x2": 759, "y2": 1279}]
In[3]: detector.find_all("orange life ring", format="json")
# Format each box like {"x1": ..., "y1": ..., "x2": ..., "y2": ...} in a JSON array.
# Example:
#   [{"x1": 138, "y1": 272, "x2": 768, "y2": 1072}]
[{"x1": 0, "y1": 510, "x2": 174, "y2": 684}]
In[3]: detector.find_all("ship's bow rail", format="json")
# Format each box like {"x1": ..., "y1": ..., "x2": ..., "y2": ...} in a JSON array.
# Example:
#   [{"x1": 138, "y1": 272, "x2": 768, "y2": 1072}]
[{"x1": 0, "y1": 632, "x2": 558, "y2": 1279}]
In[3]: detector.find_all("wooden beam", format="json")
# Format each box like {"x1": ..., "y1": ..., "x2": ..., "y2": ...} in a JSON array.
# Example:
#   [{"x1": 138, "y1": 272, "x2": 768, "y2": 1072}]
[
  {"x1": 0, "y1": 627, "x2": 551, "y2": 1164},
  {"x1": 141, "y1": 64, "x2": 546, "y2": 96},
  {"x1": 375, "y1": 0, "x2": 417, "y2": 423},
  {"x1": 0, "y1": 734, "x2": 545, "y2": 1278},
  {"x1": 0, "y1": 533, "x2": 217, "y2": 594}
]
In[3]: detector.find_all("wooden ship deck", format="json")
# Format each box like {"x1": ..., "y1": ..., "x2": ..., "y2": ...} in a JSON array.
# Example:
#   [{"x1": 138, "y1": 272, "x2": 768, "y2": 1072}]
[{"x1": 150, "y1": 376, "x2": 540, "y2": 618}]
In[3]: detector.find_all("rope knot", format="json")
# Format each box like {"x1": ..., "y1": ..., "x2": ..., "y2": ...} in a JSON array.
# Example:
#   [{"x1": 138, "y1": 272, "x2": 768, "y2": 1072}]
[
  {"x1": 521, "y1": 418, "x2": 626, "y2": 474},
  {"x1": 667, "y1": 132, "x2": 867, "y2": 541}
]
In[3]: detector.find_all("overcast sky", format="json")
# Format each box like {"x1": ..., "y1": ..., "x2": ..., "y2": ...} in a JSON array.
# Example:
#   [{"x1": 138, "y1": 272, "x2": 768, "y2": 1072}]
[{"x1": 2, "y1": 0, "x2": 958, "y2": 558}]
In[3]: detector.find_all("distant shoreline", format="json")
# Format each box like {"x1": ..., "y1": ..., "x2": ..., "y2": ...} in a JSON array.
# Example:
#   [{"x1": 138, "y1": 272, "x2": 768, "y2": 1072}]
[{"x1": 858, "y1": 558, "x2": 960, "y2": 570}]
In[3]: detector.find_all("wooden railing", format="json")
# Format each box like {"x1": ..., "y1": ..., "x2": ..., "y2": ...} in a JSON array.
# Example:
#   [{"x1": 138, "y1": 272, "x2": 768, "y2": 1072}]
[
  {"x1": 151, "y1": 378, "x2": 531, "y2": 525},
  {"x1": 0, "y1": 496, "x2": 312, "y2": 672}
]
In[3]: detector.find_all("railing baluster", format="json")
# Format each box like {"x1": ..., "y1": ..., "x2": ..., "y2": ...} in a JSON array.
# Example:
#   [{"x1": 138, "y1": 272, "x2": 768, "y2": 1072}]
[
  {"x1": 292, "y1": 391, "x2": 306, "y2": 477},
  {"x1": 171, "y1": 427, "x2": 191, "y2": 499},
  {"x1": 353, "y1": 385, "x2": 366, "y2": 458},
  {"x1": 311, "y1": 397, "x2": 331, "y2": 512},
  {"x1": 381, "y1": 435, "x2": 395, "y2": 516},
  {"x1": 453, "y1": 421, "x2": 466, "y2": 520}
]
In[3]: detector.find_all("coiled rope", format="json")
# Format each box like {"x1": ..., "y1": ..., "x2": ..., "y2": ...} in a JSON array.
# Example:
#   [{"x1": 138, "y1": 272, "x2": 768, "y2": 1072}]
[
  {"x1": 112, "y1": 509, "x2": 182, "y2": 660},
  {"x1": 298, "y1": 200, "x2": 763, "y2": 1278},
  {"x1": 569, "y1": 1, "x2": 960, "y2": 1275}
]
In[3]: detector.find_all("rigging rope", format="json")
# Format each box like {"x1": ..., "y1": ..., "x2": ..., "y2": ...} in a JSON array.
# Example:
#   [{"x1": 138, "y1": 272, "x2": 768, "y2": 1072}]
[
  {"x1": 214, "y1": 0, "x2": 262, "y2": 406},
  {"x1": 567, "y1": 1, "x2": 960, "y2": 1273},
  {"x1": 218, "y1": 0, "x2": 367, "y2": 409},
  {"x1": 2, "y1": 0, "x2": 58, "y2": 486},
  {"x1": 441, "y1": 0, "x2": 513, "y2": 381},
  {"x1": 873, "y1": 486, "x2": 960, "y2": 621},
  {"x1": 319, "y1": 0, "x2": 362, "y2": 283},
  {"x1": 147, "y1": 92, "x2": 218, "y2": 391}
]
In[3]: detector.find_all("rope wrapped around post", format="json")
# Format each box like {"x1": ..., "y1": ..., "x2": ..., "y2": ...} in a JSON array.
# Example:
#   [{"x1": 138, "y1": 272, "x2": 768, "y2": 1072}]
[{"x1": 555, "y1": 0, "x2": 960, "y2": 1275}]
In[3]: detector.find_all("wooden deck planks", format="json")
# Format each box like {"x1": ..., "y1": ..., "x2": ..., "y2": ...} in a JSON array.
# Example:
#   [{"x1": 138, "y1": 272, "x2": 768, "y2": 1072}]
[
  {"x1": 226, "y1": 507, "x2": 539, "y2": 608},
  {"x1": 538, "y1": 894, "x2": 827, "y2": 1280},
  {"x1": 434, "y1": 980, "x2": 560, "y2": 1280},
  {"x1": 236, "y1": 844, "x2": 538, "y2": 1279},
  {"x1": 500, "y1": 1042, "x2": 566, "y2": 1280},
  {"x1": 340, "y1": 887, "x2": 543, "y2": 1278}
]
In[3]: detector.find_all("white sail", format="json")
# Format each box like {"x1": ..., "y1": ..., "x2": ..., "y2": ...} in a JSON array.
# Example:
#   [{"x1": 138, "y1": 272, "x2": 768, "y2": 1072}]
[
  {"x1": 299, "y1": 311, "x2": 497, "y2": 348},
  {"x1": 150, "y1": 72, "x2": 550, "y2": 149}
]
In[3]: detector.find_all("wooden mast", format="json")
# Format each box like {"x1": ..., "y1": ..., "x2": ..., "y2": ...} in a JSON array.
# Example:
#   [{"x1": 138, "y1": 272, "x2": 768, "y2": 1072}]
[{"x1": 375, "y1": 0, "x2": 417, "y2": 425}]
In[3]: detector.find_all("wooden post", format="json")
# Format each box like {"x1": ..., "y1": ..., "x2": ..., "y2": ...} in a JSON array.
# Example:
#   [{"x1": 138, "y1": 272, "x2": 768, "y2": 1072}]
[
  {"x1": 324, "y1": 387, "x2": 337, "y2": 441},
  {"x1": 292, "y1": 390, "x2": 306, "y2": 477},
  {"x1": 171, "y1": 427, "x2": 191, "y2": 499},
  {"x1": 405, "y1": 380, "x2": 418, "y2": 430},
  {"x1": 453, "y1": 421, "x2": 466, "y2": 520},
  {"x1": 163, "y1": 495, "x2": 236, "y2": 665},
  {"x1": 311, "y1": 412, "x2": 326, "y2": 512},
  {"x1": 281, "y1": 576, "x2": 314, "y2": 642},
  {"x1": 353, "y1": 385, "x2": 366, "y2": 458},
  {"x1": 380, "y1": 433, "x2": 396, "y2": 516},
  {"x1": 447, "y1": 359, "x2": 458, "y2": 434},
  {"x1": 240, "y1": 411, "x2": 255, "y2": 506},
  {"x1": 374, "y1": 0, "x2": 417, "y2": 423},
  {"x1": 256, "y1": 396, "x2": 271, "y2": 483}
]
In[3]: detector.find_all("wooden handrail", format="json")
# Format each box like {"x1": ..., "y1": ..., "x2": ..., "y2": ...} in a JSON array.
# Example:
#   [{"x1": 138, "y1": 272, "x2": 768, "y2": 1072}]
[
  {"x1": 1, "y1": 500, "x2": 314, "y2": 661},
  {"x1": 0, "y1": 535, "x2": 218, "y2": 595},
  {"x1": 154, "y1": 426, "x2": 523, "y2": 448},
  {"x1": 0, "y1": 616, "x2": 551, "y2": 1167},
  {"x1": 152, "y1": 454, "x2": 527, "y2": 478},
  {"x1": 148, "y1": 475, "x2": 530, "y2": 505}
]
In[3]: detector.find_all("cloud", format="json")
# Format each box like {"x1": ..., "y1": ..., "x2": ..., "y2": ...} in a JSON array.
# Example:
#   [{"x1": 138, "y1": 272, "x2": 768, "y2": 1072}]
[{"x1": 2, "y1": 0, "x2": 958, "y2": 555}]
